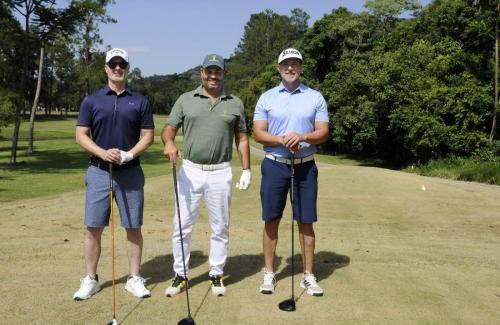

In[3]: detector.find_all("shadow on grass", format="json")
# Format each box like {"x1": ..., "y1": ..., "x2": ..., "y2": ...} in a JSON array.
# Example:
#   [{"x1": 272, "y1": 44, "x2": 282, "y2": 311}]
[
  {"x1": 99, "y1": 250, "x2": 206, "y2": 290},
  {"x1": 276, "y1": 250, "x2": 350, "y2": 283},
  {"x1": 100, "y1": 252, "x2": 285, "y2": 291}
]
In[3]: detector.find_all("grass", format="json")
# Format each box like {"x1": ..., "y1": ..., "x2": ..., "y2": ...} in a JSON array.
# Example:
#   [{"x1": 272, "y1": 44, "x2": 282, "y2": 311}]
[
  {"x1": 0, "y1": 113, "x2": 170, "y2": 202},
  {"x1": 1, "y1": 116, "x2": 500, "y2": 324},
  {"x1": 0, "y1": 116, "x2": 362, "y2": 202}
]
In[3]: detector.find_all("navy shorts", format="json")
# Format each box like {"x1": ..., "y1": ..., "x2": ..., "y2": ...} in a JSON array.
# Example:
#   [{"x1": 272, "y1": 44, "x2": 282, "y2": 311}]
[
  {"x1": 260, "y1": 157, "x2": 318, "y2": 223},
  {"x1": 84, "y1": 165, "x2": 145, "y2": 228}
]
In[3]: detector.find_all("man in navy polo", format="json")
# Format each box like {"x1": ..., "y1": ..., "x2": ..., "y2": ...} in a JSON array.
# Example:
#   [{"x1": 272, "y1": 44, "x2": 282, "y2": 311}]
[
  {"x1": 73, "y1": 48, "x2": 154, "y2": 300},
  {"x1": 253, "y1": 48, "x2": 329, "y2": 297}
]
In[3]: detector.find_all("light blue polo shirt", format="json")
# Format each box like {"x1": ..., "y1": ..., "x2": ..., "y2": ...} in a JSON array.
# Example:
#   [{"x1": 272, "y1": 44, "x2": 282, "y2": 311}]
[{"x1": 253, "y1": 82, "x2": 329, "y2": 158}]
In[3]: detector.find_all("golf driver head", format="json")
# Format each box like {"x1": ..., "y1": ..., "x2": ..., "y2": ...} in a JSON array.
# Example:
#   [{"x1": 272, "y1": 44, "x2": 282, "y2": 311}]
[
  {"x1": 278, "y1": 298, "x2": 296, "y2": 312},
  {"x1": 177, "y1": 316, "x2": 195, "y2": 325},
  {"x1": 106, "y1": 318, "x2": 118, "y2": 325}
]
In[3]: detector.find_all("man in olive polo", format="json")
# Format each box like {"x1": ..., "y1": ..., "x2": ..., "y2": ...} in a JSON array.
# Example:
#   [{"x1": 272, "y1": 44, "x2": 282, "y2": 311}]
[{"x1": 161, "y1": 53, "x2": 251, "y2": 297}]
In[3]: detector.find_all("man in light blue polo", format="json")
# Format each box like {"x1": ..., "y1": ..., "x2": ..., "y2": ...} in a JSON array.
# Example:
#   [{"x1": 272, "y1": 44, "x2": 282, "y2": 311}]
[{"x1": 253, "y1": 48, "x2": 329, "y2": 296}]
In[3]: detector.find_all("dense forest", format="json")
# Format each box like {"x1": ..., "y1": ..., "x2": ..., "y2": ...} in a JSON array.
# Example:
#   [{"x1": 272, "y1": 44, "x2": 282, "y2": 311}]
[{"x1": 1, "y1": 0, "x2": 498, "y2": 167}]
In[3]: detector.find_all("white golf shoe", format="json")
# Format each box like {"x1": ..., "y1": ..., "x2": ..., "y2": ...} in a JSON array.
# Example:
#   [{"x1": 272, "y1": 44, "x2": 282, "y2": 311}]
[
  {"x1": 125, "y1": 275, "x2": 151, "y2": 298},
  {"x1": 165, "y1": 274, "x2": 188, "y2": 297},
  {"x1": 209, "y1": 275, "x2": 226, "y2": 296},
  {"x1": 300, "y1": 273, "x2": 323, "y2": 296},
  {"x1": 73, "y1": 275, "x2": 100, "y2": 300},
  {"x1": 259, "y1": 269, "x2": 276, "y2": 294}
]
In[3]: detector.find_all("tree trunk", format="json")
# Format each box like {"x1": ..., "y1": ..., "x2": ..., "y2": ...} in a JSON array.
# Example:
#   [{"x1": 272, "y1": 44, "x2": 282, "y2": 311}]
[
  {"x1": 490, "y1": 10, "x2": 499, "y2": 143},
  {"x1": 10, "y1": 12, "x2": 30, "y2": 165},
  {"x1": 28, "y1": 47, "x2": 44, "y2": 154}
]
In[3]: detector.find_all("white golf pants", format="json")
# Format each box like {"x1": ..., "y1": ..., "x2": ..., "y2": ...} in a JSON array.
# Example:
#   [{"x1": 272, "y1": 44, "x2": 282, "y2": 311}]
[{"x1": 172, "y1": 161, "x2": 232, "y2": 277}]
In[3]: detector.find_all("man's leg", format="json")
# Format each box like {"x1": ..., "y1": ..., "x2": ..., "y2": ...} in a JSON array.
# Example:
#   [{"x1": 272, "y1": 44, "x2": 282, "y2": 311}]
[
  {"x1": 297, "y1": 222, "x2": 315, "y2": 273},
  {"x1": 74, "y1": 226, "x2": 103, "y2": 300},
  {"x1": 297, "y1": 222, "x2": 323, "y2": 296},
  {"x1": 84, "y1": 227, "x2": 104, "y2": 277},
  {"x1": 123, "y1": 226, "x2": 151, "y2": 298},
  {"x1": 205, "y1": 166, "x2": 232, "y2": 277},
  {"x1": 263, "y1": 218, "x2": 281, "y2": 272},
  {"x1": 126, "y1": 227, "x2": 143, "y2": 275}
]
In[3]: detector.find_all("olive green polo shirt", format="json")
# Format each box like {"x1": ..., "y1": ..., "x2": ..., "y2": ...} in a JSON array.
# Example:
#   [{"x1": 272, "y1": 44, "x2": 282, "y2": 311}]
[{"x1": 167, "y1": 86, "x2": 247, "y2": 164}]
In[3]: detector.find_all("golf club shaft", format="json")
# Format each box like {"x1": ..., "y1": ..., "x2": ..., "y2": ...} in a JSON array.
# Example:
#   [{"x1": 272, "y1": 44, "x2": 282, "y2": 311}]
[
  {"x1": 109, "y1": 164, "x2": 116, "y2": 320},
  {"x1": 172, "y1": 164, "x2": 193, "y2": 318},
  {"x1": 290, "y1": 153, "x2": 295, "y2": 300}
]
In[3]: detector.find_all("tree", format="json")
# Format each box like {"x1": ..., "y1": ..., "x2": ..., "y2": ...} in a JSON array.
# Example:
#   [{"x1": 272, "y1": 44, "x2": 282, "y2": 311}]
[
  {"x1": 364, "y1": 0, "x2": 421, "y2": 21},
  {"x1": 26, "y1": 3, "x2": 83, "y2": 153},
  {"x1": 71, "y1": 0, "x2": 115, "y2": 95},
  {"x1": 226, "y1": 9, "x2": 309, "y2": 94},
  {"x1": 472, "y1": 0, "x2": 500, "y2": 142},
  {"x1": 5, "y1": 0, "x2": 55, "y2": 164},
  {"x1": 364, "y1": 0, "x2": 421, "y2": 36}
]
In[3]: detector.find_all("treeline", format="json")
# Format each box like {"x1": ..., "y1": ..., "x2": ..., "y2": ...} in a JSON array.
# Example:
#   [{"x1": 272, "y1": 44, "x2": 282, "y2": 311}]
[
  {"x1": 131, "y1": 0, "x2": 499, "y2": 166},
  {"x1": 1, "y1": 0, "x2": 499, "y2": 168},
  {"x1": 230, "y1": 0, "x2": 499, "y2": 166}
]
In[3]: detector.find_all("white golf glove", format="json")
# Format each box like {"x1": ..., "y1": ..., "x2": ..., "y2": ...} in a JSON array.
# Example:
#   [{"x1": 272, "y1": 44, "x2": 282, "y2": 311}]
[
  {"x1": 120, "y1": 150, "x2": 134, "y2": 164},
  {"x1": 236, "y1": 169, "x2": 251, "y2": 190}
]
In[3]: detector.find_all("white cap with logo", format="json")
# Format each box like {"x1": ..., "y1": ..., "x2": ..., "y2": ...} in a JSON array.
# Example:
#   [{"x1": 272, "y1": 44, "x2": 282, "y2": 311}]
[
  {"x1": 106, "y1": 48, "x2": 129, "y2": 63},
  {"x1": 278, "y1": 48, "x2": 303, "y2": 64}
]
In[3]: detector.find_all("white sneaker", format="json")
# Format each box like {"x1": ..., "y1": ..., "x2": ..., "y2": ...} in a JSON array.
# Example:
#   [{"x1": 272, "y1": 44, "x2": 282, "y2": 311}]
[
  {"x1": 300, "y1": 273, "x2": 323, "y2": 296},
  {"x1": 209, "y1": 275, "x2": 226, "y2": 296},
  {"x1": 125, "y1": 275, "x2": 151, "y2": 298},
  {"x1": 73, "y1": 275, "x2": 100, "y2": 300},
  {"x1": 259, "y1": 270, "x2": 276, "y2": 294}
]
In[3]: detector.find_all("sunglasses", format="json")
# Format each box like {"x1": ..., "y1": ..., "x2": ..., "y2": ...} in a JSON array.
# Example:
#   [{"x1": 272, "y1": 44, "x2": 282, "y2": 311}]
[{"x1": 107, "y1": 61, "x2": 128, "y2": 69}]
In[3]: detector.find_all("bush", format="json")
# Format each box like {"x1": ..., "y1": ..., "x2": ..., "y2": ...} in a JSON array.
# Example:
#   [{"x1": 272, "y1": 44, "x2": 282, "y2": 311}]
[
  {"x1": 410, "y1": 155, "x2": 500, "y2": 185},
  {"x1": 0, "y1": 96, "x2": 15, "y2": 129}
]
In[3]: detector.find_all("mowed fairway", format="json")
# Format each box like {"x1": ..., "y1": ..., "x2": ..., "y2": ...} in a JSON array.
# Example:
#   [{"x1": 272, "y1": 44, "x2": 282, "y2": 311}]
[{"x1": 1, "y1": 136, "x2": 500, "y2": 324}]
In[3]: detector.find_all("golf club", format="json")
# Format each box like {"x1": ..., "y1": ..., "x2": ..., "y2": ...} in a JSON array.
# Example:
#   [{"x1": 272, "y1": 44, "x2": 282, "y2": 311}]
[
  {"x1": 107, "y1": 164, "x2": 118, "y2": 325},
  {"x1": 172, "y1": 163, "x2": 195, "y2": 325},
  {"x1": 278, "y1": 153, "x2": 296, "y2": 312}
]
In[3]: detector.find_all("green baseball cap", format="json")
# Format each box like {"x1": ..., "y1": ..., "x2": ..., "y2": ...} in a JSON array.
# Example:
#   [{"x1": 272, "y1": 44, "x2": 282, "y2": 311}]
[{"x1": 202, "y1": 54, "x2": 224, "y2": 70}]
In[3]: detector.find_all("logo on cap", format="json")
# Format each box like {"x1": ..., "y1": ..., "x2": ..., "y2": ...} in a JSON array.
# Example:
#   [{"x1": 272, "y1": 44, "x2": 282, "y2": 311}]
[
  {"x1": 278, "y1": 48, "x2": 303, "y2": 64},
  {"x1": 202, "y1": 54, "x2": 224, "y2": 69},
  {"x1": 106, "y1": 48, "x2": 129, "y2": 63}
]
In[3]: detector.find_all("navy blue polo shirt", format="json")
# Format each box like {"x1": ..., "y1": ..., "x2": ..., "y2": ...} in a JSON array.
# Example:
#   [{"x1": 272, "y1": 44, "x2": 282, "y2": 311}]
[{"x1": 77, "y1": 85, "x2": 154, "y2": 151}]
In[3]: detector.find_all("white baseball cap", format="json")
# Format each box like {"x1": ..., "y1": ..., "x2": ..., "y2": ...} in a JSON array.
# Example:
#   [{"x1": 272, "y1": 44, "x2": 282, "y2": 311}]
[
  {"x1": 278, "y1": 48, "x2": 303, "y2": 64},
  {"x1": 106, "y1": 48, "x2": 129, "y2": 63}
]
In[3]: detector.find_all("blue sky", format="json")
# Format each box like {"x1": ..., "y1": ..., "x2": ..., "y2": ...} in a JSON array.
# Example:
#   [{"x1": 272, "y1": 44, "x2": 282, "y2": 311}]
[{"x1": 98, "y1": 0, "x2": 432, "y2": 76}]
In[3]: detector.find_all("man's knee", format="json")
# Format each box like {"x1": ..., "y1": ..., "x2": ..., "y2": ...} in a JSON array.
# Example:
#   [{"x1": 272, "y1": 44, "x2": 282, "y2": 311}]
[{"x1": 126, "y1": 227, "x2": 143, "y2": 240}]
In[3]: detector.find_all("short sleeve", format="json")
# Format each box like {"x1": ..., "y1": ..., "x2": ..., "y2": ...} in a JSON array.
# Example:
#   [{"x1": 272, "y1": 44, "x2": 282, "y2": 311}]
[
  {"x1": 76, "y1": 96, "x2": 92, "y2": 126},
  {"x1": 140, "y1": 97, "x2": 155, "y2": 129},
  {"x1": 315, "y1": 93, "x2": 329, "y2": 122},
  {"x1": 166, "y1": 95, "x2": 185, "y2": 128},
  {"x1": 253, "y1": 94, "x2": 268, "y2": 121}
]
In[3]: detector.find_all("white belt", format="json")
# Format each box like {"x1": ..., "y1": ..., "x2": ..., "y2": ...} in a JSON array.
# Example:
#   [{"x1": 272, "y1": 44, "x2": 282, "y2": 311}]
[
  {"x1": 265, "y1": 154, "x2": 314, "y2": 165},
  {"x1": 183, "y1": 159, "x2": 231, "y2": 171}
]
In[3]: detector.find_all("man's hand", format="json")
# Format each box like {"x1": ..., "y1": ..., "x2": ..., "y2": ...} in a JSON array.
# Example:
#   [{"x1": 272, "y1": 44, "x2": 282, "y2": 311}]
[
  {"x1": 164, "y1": 141, "x2": 180, "y2": 165},
  {"x1": 101, "y1": 148, "x2": 121, "y2": 164},
  {"x1": 283, "y1": 132, "x2": 303, "y2": 153},
  {"x1": 120, "y1": 150, "x2": 134, "y2": 165},
  {"x1": 235, "y1": 169, "x2": 252, "y2": 190}
]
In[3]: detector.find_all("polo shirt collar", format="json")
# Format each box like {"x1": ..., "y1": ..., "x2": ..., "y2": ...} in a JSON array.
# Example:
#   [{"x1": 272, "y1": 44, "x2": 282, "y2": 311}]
[
  {"x1": 278, "y1": 82, "x2": 305, "y2": 94},
  {"x1": 194, "y1": 85, "x2": 231, "y2": 99},
  {"x1": 103, "y1": 84, "x2": 132, "y2": 96}
]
